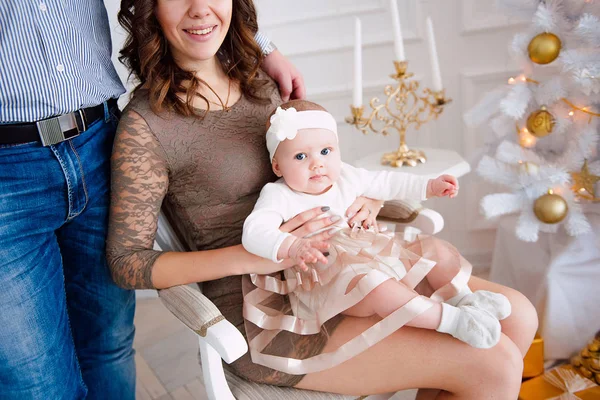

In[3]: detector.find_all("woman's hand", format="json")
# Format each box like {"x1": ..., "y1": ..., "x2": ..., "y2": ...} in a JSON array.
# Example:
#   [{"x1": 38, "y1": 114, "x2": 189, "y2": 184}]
[
  {"x1": 427, "y1": 175, "x2": 459, "y2": 198},
  {"x1": 346, "y1": 197, "x2": 385, "y2": 230},
  {"x1": 280, "y1": 206, "x2": 340, "y2": 241}
]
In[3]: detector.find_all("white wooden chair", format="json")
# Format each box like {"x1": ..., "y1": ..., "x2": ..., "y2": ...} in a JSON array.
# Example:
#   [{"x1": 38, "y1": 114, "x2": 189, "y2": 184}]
[{"x1": 155, "y1": 200, "x2": 444, "y2": 400}]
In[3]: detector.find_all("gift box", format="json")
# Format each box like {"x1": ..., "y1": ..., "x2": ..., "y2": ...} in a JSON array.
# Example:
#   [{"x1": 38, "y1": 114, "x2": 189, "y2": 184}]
[
  {"x1": 523, "y1": 333, "x2": 545, "y2": 379},
  {"x1": 519, "y1": 365, "x2": 600, "y2": 400}
]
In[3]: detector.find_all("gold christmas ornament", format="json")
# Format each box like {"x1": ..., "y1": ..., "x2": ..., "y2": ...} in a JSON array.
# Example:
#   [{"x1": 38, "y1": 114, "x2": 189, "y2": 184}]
[
  {"x1": 528, "y1": 32, "x2": 562, "y2": 64},
  {"x1": 533, "y1": 192, "x2": 568, "y2": 224},
  {"x1": 526, "y1": 107, "x2": 554, "y2": 137}
]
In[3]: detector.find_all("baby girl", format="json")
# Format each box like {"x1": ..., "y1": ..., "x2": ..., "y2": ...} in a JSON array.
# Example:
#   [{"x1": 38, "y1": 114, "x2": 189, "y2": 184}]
[{"x1": 241, "y1": 100, "x2": 511, "y2": 375}]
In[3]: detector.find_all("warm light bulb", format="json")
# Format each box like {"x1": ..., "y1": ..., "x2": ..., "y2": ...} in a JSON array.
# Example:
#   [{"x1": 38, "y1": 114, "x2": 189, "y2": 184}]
[
  {"x1": 569, "y1": 111, "x2": 575, "y2": 116},
  {"x1": 548, "y1": 189, "x2": 554, "y2": 195},
  {"x1": 519, "y1": 135, "x2": 537, "y2": 148},
  {"x1": 520, "y1": 76, "x2": 527, "y2": 82},
  {"x1": 508, "y1": 77, "x2": 516, "y2": 84}
]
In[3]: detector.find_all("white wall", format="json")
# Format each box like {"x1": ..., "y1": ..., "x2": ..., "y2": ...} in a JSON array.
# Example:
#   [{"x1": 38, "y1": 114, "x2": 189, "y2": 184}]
[{"x1": 104, "y1": 0, "x2": 528, "y2": 269}]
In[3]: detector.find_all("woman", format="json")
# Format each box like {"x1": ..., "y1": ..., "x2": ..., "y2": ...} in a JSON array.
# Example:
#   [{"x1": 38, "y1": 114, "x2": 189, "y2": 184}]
[{"x1": 107, "y1": 0, "x2": 538, "y2": 398}]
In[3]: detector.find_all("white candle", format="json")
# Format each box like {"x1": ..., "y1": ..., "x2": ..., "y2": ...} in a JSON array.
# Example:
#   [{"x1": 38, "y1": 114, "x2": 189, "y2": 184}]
[
  {"x1": 389, "y1": 0, "x2": 405, "y2": 61},
  {"x1": 353, "y1": 17, "x2": 363, "y2": 107},
  {"x1": 426, "y1": 17, "x2": 443, "y2": 91}
]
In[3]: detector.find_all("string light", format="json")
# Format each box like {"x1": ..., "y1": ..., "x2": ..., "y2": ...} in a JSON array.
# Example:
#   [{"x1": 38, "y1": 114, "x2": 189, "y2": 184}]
[
  {"x1": 562, "y1": 99, "x2": 600, "y2": 123},
  {"x1": 514, "y1": 77, "x2": 598, "y2": 120}
]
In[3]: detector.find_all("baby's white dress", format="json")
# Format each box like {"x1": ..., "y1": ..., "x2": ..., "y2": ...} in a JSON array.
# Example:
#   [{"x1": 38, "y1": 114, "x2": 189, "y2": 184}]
[{"x1": 241, "y1": 163, "x2": 472, "y2": 375}]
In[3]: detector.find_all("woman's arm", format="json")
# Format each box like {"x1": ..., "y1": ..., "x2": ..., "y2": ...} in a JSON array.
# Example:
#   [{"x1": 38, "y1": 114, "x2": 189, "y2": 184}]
[
  {"x1": 106, "y1": 109, "x2": 169, "y2": 289},
  {"x1": 106, "y1": 110, "x2": 275, "y2": 289}
]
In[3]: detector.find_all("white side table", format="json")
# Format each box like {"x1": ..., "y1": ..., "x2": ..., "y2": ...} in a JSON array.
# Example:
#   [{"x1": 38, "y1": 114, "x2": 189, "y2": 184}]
[{"x1": 354, "y1": 147, "x2": 471, "y2": 233}]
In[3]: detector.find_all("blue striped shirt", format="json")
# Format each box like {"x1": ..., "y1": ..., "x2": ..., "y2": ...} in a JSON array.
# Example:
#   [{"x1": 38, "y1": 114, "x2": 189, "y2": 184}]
[{"x1": 0, "y1": 0, "x2": 125, "y2": 123}]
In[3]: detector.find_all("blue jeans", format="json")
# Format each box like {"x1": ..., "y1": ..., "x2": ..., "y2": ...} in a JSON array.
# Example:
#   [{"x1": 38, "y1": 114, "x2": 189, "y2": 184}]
[{"x1": 0, "y1": 104, "x2": 136, "y2": 400}]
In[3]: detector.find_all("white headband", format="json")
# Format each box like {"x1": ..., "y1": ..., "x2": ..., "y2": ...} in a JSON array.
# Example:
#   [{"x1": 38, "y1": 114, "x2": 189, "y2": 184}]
[{"x1": 266, "y1": 106, "x2": 338, "y2": 162}]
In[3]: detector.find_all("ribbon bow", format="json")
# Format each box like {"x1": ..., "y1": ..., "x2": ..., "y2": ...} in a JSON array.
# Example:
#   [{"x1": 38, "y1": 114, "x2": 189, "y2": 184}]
[
  {"x1": 268, "y1": 106, "x2": 299, "y2": 141},
  {"x1": 544, "y1": 367, "x2": 598, "y2": 400}
]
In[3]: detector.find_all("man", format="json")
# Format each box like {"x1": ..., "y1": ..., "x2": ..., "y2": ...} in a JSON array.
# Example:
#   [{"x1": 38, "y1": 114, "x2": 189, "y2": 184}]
[{"x1": 0, "y1": 1, "x2": 304, "y2": 399}]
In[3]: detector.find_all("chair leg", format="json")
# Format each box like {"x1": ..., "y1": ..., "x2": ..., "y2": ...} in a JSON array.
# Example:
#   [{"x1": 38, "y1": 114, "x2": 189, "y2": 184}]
[{"x1": 199, "y1": 338, "x2": 236, "y2": 400}]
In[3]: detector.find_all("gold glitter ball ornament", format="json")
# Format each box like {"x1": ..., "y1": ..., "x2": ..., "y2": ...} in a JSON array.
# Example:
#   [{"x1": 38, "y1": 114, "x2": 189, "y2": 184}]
[
  {"x1": 526, "y1": 107, "x2": 554, "y2": 137},
  {"x1": 528, "y1": 32, "x2": 562, "y2": 65},
  {"x1": 533, "y1": 192, "x2": 568, "y2": 224}
]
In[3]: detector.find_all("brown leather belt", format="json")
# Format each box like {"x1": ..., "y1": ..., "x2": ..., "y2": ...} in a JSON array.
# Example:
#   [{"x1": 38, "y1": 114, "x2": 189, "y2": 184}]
[{"x1": 0, "y1": 98, "x2": 118, "y2": 146}]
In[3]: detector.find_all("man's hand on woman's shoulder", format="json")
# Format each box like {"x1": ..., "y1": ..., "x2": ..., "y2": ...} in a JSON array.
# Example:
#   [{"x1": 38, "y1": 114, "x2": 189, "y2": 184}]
[{"x1": 262, "y1": 49, "x2": 306, "y2": 102}]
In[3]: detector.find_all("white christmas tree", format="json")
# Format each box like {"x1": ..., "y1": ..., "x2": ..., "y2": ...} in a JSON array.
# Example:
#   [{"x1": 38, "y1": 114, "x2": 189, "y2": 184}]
[{"x1": 465, "y1": 0, "x2": 600, "y2": 242}]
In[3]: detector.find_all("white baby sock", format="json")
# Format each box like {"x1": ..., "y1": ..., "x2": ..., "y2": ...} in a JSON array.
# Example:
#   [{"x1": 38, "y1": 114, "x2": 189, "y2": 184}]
[
  {"x1": 436, "y1": 303, "x2": 501, "y2": 349},
  {"x1": 447, "y1": 287, "x2": 512, "y2": 320}
]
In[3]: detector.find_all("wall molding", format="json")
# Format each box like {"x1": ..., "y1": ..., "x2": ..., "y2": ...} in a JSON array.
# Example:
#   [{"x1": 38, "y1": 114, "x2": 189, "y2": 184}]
[
  {"x1": 258, "y1": 0, "x2": 387, "y2": 29},
  {"x1": 460, "y1": 0, "x2": 528, "y2": 35},
  {"x1": 258, "y1": 0, "x2": 421, "y2": 57}
]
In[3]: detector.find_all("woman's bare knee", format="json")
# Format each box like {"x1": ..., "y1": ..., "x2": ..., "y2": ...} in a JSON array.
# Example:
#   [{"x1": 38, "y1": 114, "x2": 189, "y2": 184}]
[
  {"x1": 462, "y1": 335, "x2": 523, "y2": 398},
  {"x1": 502, "y1": 288, "x2": 538, "y2": 355},
  {"x1": 468, "y1": 276, "x2": 538, "y2": 357}
]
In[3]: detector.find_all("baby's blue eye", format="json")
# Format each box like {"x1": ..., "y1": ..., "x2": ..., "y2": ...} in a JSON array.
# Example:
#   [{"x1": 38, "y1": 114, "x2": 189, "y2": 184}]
[
  {"x1": 321, "y1": 148, "x2": 331, "y2": 155},
  {"x1": 295, "y1": 153, "x2": 306, "y2": 161}
]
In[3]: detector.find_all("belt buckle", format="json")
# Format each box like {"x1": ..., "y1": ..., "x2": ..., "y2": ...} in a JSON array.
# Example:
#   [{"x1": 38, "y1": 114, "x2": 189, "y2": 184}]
[{"x1": 36, "y1": 111, "x2": 83, "y2": 146}]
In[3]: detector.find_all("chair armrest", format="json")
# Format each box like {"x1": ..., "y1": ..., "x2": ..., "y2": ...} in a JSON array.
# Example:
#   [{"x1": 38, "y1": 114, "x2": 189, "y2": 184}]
[
  {"x1": 378, "y1": 199, "x2": 444, "y2": 235},
  {"x1": 158, "y1": 285, "x2": 248, "y2": 363},
  {"x1": 378, "y1": 199, "x2": 422, "y2": 223}
]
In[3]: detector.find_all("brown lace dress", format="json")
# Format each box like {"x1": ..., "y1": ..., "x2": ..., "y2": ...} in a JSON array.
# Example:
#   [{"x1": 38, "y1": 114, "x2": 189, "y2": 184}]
[{"x1": 123, "y1": 79, "x2": 342, "y2": 386}]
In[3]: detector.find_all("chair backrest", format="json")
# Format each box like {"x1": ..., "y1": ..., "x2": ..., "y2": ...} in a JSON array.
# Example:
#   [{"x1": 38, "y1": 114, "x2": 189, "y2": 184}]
[{"x1": 156, "y1": 211, "x2": 186, "y2": 252}]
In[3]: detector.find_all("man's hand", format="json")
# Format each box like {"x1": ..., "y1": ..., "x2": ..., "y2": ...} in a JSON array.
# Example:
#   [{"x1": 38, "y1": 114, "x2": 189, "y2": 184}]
[
  {"x1": 426, "y1": 175, "x2": 459, "y2": 198},
  {"x1": 262, "y1": 49, "x2": 306, "y2": 101}
]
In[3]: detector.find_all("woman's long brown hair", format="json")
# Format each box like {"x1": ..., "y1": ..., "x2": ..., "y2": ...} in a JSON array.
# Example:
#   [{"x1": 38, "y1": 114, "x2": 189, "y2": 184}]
[{"x1": 118, "y1": 0, "x2": 268, "y2": 116}]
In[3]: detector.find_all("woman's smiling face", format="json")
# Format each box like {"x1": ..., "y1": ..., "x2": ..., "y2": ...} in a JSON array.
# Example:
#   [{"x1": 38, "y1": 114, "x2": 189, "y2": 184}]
[{"x1": 155, "y1": 0, "x2": 232, "y2": 69}]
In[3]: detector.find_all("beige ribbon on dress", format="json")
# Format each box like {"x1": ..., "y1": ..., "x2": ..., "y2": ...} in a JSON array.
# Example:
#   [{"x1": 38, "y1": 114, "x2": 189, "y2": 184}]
[{"x1": 244, "y1": 228, "x2": 474, "y2": 375}]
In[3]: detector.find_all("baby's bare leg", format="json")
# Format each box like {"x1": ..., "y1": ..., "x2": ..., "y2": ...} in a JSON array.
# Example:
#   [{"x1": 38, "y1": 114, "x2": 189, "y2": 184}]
[
  {"x1": 342, "y1": 276, "x2": 501, "y2": 348},
  {"x1": 342, "y1": 276, "x2": 442, "y2": 329},
  {"x1": 404, "y1": 238, "x2": 511, "y2": 321}
]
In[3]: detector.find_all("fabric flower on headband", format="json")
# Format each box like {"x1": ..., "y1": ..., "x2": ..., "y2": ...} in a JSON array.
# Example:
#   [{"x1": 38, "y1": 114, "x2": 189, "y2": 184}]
[{"x1": 268, "y1": 107, "x2": 299, "y2": 141}]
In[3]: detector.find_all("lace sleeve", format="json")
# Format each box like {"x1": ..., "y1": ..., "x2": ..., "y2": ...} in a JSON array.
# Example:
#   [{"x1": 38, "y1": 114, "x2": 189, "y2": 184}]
[{"x1": 106, "y1": 109, "x2": 169, "y2": 289}]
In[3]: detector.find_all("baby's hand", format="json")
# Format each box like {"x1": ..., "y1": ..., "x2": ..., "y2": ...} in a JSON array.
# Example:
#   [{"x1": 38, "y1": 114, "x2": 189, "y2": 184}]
[
  {"x1": 427, "y1": 175, "x2": 459, "y2": 198},
  {"x1": 288, "y1": 238, "x2": 329, "y2": 271}
]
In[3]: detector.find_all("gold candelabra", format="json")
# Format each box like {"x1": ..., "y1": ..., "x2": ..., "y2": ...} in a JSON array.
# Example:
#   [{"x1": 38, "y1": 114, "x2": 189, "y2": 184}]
[{"x1": 345, "y1": 61, "x2": 451, "y2": 167}]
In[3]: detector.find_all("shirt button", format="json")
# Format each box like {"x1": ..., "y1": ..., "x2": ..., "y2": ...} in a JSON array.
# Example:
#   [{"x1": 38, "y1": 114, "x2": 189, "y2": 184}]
[
  {"x1": 56, "y1": 64, "x2": 65, "y2": 72},
  {"x1": 39, "y1": 3, "x2": 47, "y2": 11}
]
